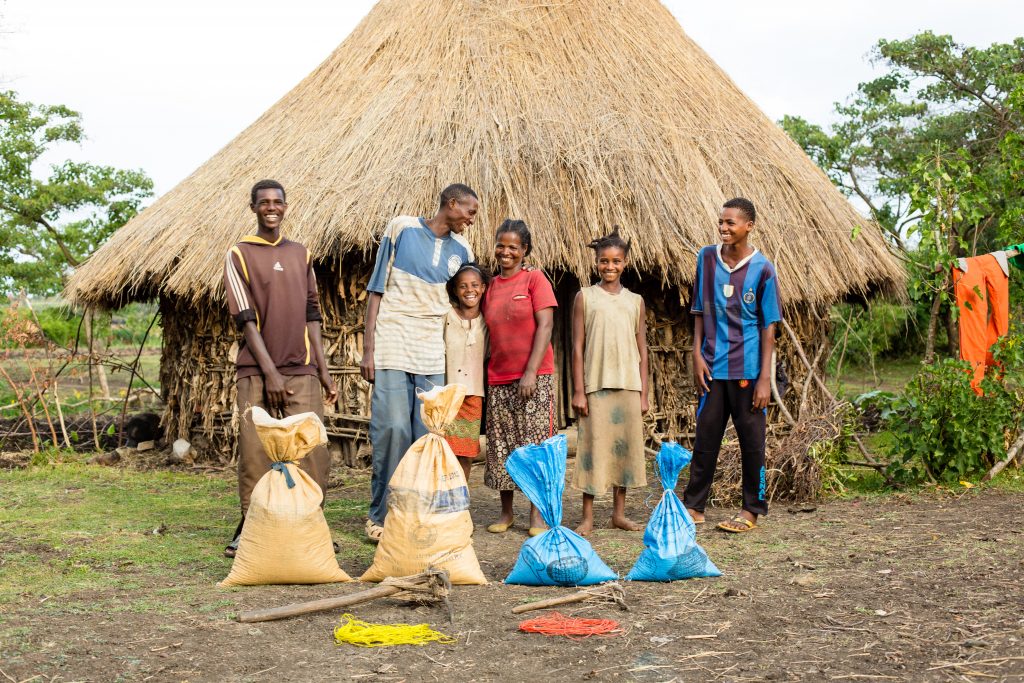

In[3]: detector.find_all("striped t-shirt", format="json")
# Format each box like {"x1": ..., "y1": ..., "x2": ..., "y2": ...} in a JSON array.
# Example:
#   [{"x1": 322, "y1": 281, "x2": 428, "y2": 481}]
[
  {"x1": 690, "y1": 245, "x2": 782, "y2": 380},
  {"x1": 367, "y1": 216, "x2": 474, "y2": 375}
]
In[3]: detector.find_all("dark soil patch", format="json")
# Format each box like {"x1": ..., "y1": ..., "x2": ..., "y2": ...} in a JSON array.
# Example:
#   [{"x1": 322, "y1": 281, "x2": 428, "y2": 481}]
[{"x1": 2, "y1": 471, "x2": 1022, "y2": 682}]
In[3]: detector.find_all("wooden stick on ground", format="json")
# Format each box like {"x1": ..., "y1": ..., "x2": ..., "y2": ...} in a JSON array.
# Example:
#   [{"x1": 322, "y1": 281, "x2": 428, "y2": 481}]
[
  {"x1": 512, "y1": 582, "x2": 627, "y2": 614},
  {"x1": 236, "y1": 568, "x2": 451, "y2": 624},
  {"x1": 982, "y1": 429, "x2": 1024, "y2": 482}
]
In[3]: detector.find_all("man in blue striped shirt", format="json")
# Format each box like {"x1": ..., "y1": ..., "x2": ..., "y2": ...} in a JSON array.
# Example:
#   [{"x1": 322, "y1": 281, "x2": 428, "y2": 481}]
[{"x1": 683, "y1": 197, "x2": 782, "y2": 534}]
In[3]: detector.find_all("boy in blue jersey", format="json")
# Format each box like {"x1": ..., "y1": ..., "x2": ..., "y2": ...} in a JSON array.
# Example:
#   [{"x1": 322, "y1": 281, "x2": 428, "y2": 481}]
[
  {"x1": 683, "y1": 197, "x2": 782, "y2": 533},
  {"x1": 360, "y1": 184, "x2": 478, "y2": 541}
]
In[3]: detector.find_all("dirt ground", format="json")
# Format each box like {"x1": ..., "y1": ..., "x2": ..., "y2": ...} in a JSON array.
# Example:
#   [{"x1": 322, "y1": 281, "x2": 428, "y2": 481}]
[{"x1": 2, "y1": 464, "x2": 1023, "y2": 683}]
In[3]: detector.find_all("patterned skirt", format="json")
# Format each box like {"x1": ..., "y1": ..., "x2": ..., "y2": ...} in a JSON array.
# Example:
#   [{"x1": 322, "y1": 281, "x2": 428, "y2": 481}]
[
  {"x1": 484, "y1": 374, "x2": 555, "y2": 491},
  {"x1": 445, "y1": 395, "x2": 483, "y2": 458},
  {"x1": 572, "y1": 389, "x2": 647, "y2": 494}
]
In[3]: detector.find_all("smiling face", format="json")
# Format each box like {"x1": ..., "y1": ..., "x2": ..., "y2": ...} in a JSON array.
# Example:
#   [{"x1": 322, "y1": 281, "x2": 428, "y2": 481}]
[
  {"x1": 453, "y1": 269, "x2": 486, "y2": 310},
  {"x1": 595, "y1": 245, "x2": 627, "y2": 284},
  {"x1": 446, "y1": 196, "x2": 479, "y2": 235},
  {"x1": 494, "y1": 230, "x2": 526, "y2": 274},
  {"x1": 718, "y1": 206, "x2": 754, "y2": 247},
  {"x1": 251, "y1": 188, "x2": 287, "y2": 232}
]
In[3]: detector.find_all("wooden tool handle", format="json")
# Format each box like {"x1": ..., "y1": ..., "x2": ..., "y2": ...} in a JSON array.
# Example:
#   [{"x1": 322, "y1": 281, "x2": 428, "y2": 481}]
[
  {"x1": 512, "y1": 590, "x2": 593, "y2": 614},
  {"x1": 237, "y1": 584, "x2": 401, "y2": 623}
]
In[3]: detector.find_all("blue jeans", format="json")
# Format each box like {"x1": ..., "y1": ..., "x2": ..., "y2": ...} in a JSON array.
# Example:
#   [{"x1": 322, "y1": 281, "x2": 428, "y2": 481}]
[{"x1": 369, "y1": 369, "x2": 443, "y2": 524}]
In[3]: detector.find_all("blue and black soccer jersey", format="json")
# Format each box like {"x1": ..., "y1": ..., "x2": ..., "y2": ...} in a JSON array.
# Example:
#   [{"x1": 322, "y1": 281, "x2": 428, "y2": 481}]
[{"x1": 690, "y1": 245, "x2": 782, "y2": 380}]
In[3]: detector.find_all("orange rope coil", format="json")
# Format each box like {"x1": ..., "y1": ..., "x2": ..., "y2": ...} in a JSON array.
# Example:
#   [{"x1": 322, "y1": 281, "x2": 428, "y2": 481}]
[{"x1": 518, "y1": 611, "x2": 622, "y2": 639}]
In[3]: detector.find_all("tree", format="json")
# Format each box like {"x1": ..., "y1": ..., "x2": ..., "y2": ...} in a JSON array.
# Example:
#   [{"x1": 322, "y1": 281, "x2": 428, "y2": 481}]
[
  {"x1": 0, "y1": 90, "x2": 153, "y2": 296},
  {"x1": 781, "y1": 32, "x2": 1024, "y2": 362}
]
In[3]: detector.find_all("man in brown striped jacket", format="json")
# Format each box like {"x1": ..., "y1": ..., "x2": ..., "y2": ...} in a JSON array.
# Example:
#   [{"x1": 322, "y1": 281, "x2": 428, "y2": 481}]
[{"x1": 222, "y1": 179, "x2": 338, "y2": 557}]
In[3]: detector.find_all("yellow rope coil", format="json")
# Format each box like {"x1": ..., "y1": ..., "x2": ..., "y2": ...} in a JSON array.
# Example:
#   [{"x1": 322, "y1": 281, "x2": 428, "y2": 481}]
[{"x1": 333, "y1": 613, "x2": 456, "y2": 648}]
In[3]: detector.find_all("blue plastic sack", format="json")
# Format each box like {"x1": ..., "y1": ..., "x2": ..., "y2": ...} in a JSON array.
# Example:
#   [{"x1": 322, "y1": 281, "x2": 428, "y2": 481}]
[
  {"x1": 504, "y1": 435, "x2": 618, "y2": 586},
  {"x1": 626, "y1": 442, "x2": 721, "y2": 581}
]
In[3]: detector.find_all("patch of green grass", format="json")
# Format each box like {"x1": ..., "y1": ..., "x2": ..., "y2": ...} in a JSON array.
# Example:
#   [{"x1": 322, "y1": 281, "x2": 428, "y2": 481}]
[
  {"x1": 0, "y1": 461, "x2": 365, "y2": 608},
  {"x1": 985, "y1": 468, "x2": 1024, "y2": 493},
  {"x1": 834, "y1": 357, "x2": 922, "y2": 398}
]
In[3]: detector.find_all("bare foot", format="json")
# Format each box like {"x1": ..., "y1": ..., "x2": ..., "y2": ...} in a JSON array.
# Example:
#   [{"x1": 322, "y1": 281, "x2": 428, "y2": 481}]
[
  {"x1": 687, "y1": 508, "x2": 705, "y2": 523},
  {"x1": 610, "y1": 515, "x2": 643, "y2": 531},
  {"x1": 575, "y1": 518, "x2": 594, "y2": 536}
]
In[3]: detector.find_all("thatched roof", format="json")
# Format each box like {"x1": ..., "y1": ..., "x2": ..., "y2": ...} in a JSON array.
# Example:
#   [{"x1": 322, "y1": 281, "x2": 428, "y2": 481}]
[{"x1": 65, "y1": 0, "x2": 904, "y2": 309}]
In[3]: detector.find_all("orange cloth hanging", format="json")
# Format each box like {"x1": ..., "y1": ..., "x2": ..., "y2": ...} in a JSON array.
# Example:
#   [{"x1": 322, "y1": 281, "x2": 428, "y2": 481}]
[{"x1": 952, "y1": 253, "x2": 1009, "y2": 395}]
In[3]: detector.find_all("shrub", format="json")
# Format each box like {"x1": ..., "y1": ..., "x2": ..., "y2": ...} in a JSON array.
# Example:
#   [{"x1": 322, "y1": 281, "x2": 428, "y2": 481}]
[{"x1": 884, "y1": 335, "x2": 1024, "y2": 484}]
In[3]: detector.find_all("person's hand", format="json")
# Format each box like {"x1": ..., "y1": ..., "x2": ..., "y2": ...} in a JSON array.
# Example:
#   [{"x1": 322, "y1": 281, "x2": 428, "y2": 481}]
[
  {"x1": 519, "y1": 369, "x2": 538, "y2": 399},
  {"x1": 571, "y1": 391, "x2": 589, "y2": 417},
  {"x1": 359, "y1": 352, "x2": 375, "y2": 384},
  {"x1": 320, "y1": 371, "x2": 338, "y2": 405},
  {"x1": 753, "y1": 377, "x2": 771, "y2": 411},
  {"x1": 692, "y1": 354, "x2": 712, "y2": 397},
  {"x1": 264, "y1": 370, "x2": 293, "y2": 412},
  {"x1": 640, "y1": 395, "x2": 650, "y2": 415}
]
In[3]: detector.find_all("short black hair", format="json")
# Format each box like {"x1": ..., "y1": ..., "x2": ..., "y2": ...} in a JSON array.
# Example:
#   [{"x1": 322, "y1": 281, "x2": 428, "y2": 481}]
[
  {"x1": 251, "y1": 179, "x2": 286, "y2": 205},
  {"x1": 588, "y1": 225, "x2": 631, "y2": 256},
  {"x1": 445, "y1": 262, "x2": 490, "y2": 306},
  {"x1": 495, "y1": 218, "x2": 532, "y2": 257},
  {"x1": 439, "y1": 183, "x2": 478, "y2": 209},
  {"x1": 723, "y1": 197, "x2": 756, "y2": 223}
]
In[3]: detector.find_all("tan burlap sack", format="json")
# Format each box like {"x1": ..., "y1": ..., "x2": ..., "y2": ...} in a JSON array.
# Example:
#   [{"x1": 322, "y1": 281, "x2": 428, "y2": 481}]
[
  {"x1": 220, "y1": 408, "x2": 351, "y2": 586},
  {"x1": 361, "y1": 384, "x2": 486, "y2": 585}
]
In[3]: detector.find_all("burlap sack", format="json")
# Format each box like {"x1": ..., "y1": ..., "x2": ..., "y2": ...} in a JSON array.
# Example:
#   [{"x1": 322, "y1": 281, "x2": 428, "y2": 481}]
[
  {"x1": 361, "y1": 384, "x2": 486, "y2": 585},
  {"x1": 220, "y1": 408, "x2": 351, "y2": 586}
]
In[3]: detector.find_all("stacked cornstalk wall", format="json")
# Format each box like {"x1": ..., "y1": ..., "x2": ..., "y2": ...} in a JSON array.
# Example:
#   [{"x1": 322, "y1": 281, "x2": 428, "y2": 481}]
[{"x1": 159, "y1": 255, "x2": 829, "y2": 468}]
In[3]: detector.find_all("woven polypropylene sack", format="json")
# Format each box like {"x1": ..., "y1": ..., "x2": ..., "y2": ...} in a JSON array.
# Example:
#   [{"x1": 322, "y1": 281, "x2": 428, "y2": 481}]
[
  {"x1": 219, "y1": 408, "x2": 351, "y2": 586},
  {"x1": 504, "y1": 434, "x2": 617, "y2": 586},
  {"x1": 361, "y1": 384, "x2": 486, "y2": 585},
  {"x1": 626, "y1": 442, "x2": 720, "y2": 582}
]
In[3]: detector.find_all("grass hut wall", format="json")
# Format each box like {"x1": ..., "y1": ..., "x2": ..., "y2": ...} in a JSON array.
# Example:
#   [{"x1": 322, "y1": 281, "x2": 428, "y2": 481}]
[{"x1": 65, "y1": 0, "x2": 904, "y2": 469}]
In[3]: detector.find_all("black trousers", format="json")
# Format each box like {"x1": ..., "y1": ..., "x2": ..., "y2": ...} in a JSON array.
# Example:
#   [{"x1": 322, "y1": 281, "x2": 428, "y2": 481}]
[{"x1": 683, "y1": 379, "x2": 768, "y2": 516}]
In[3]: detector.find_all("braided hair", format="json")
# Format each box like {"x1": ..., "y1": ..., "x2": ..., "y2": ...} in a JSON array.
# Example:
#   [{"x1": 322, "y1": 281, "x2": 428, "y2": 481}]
[
  {"x1": 495, "y1": 219, "x2": 533, "y2": 257},
  {"x1": 587, "y1": 225, "x2": 631, "y2": 256}
]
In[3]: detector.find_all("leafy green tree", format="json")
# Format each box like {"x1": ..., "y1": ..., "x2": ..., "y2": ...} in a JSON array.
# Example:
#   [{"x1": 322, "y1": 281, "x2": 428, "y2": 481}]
[
  {"x1": 782, "y1": 32, "x2": 1024, "y2": 362},
  {"x1": 0, "y1": 90, "x2": 153, "y2": 296}
]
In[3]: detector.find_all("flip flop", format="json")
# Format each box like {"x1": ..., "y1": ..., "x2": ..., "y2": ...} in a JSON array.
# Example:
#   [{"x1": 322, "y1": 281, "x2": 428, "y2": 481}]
[{"x1": 718, "y1": 515, "x2": 758, "y2": 533}]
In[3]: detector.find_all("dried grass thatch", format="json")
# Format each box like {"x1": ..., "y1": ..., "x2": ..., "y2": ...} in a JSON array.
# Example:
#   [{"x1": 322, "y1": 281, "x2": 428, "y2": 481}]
[{"x1": 65, "y1": 0, "x2": 903, "y2": 309}]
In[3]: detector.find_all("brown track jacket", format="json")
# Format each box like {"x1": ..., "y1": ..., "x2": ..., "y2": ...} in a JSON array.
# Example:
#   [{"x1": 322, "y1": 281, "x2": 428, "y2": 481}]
[{"x1": 223, "y1": 235, "x2": 322, "y2": 379}]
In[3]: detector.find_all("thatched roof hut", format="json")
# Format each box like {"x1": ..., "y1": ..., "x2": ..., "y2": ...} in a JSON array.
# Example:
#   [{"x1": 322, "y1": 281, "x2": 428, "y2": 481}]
[{"x1": 66, "y1": 0, "x2": 903, "y2": 468}]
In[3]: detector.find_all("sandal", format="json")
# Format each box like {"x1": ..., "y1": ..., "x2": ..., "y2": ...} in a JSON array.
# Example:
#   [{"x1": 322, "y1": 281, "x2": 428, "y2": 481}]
[
  {"x1": 223, "y1": 535, "x2": 240, "y2": 558},
  {"x1": 718, "y1": 515, "x2": 758, "y2": 533},
  {"x1": 365, "y1": 519, "x2": 384, "y2": 544}
]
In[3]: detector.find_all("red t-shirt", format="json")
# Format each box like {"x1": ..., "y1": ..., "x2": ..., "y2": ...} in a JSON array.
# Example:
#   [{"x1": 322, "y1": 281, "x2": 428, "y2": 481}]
[{"x1": 484, "y1": 269, "x2": 558, "y2": 384}]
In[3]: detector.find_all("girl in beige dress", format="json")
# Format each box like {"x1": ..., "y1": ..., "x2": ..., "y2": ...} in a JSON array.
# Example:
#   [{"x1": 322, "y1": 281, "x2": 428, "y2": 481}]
[{"x1": 571, "y1": 227, "x2": 650, "y2": 536}]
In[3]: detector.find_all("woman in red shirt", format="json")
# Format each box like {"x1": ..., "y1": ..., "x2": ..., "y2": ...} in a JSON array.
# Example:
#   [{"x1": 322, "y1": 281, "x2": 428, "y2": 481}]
[{"x1": 483, "y1": 219, "x2": 558, "y2": 536}]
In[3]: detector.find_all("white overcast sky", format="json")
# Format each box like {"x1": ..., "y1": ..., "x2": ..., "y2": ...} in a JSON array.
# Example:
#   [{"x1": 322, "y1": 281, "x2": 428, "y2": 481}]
[{"x1": 1, "y1": 1, "x2": 1021, "y2": 196}]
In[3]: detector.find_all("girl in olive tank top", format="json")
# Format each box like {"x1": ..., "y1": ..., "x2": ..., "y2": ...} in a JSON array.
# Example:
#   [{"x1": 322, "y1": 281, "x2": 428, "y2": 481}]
[{"x1": 570, "y1": 228, "x2": 650, "y2": 536}]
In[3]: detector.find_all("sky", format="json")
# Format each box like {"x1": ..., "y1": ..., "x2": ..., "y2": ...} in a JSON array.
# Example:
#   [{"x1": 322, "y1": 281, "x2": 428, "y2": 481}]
[{"x1": 1, "y1": 0, "x2": 1021, "y2": 196}]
